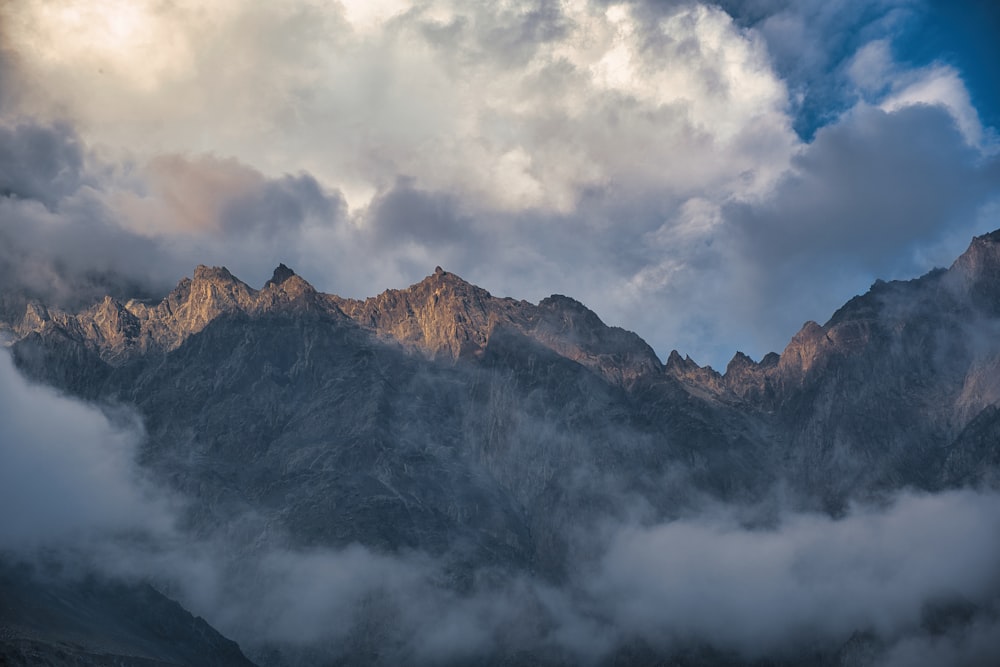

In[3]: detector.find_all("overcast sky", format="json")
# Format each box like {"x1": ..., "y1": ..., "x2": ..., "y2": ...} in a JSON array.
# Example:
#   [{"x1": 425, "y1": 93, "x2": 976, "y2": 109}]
[{"x1": 1, "y1": 0, "x2": 998, "y2": 367}]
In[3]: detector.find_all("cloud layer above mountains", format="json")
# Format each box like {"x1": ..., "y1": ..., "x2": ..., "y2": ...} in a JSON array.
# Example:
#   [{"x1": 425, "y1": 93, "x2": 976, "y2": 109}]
[{"x1": 1, "y1": 0, "x2": 998, "y2": 366}]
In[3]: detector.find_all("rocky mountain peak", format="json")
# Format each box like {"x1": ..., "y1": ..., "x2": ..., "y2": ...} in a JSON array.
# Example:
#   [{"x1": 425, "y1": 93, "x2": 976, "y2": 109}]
[
  {"x1": 9, "y1": 262, "x2": 660, "y2": 385},
  {"x1": 19, "y1": 302, "x2": 50, "y2": 333},
  {"x1": 329, "y1": 268, "x2": 511, "y2": 361},
  {"x1": 10, "y1": 264, "x2": 342, "y2": 365},
  {"x1": 947, "y1": 229, "x2": 1000, "y2": 311},
  {"x1": 536, "y1": 294, "x2": 606, "y2": 329},
  {"x1": 664, "y1": 349, "x2": 726, "y2": 397},
  {"x1": 665, "y1": 349, "x2": 696, "y2": 372},
  {"x1": 324, "y1": 268, "x2": 661, "y2": 384},
  {"x1": 420, "y1": 265, "x2": 483, "y2": 293},
  {"x1": 952, "y1": 230, "x2": 1000, "y2": 273},
  {"x1": 720, "y1": 350, "x2": 780, "y2": 402},
  {"x1": 760, "y1": 351, "x2": 780, "y2": 367},
  {"x1": 265, "y1": 263, "x2": 297, "y2": 288},
  {"x1": 776, "y1": 320, "x2": 828, "y2": 376},
  {"x1": 192, "y1": 264, "x2": 239, "y2": 284},
  {"x1": 725, "y1": 351, "x2": 756, "y2": 374}
]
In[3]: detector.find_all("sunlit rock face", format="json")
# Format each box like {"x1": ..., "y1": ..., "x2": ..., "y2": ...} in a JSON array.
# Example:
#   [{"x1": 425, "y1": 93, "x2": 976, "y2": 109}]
[
  {"x1": 11, "y1": 263, "x2": 342, "y2": 364},
  {"x1": 4, "y1": 230, "x2": 1000, "y2": 666},
  {"x1": 330, "y1": 266, "x2": 662, "y2": 385}
]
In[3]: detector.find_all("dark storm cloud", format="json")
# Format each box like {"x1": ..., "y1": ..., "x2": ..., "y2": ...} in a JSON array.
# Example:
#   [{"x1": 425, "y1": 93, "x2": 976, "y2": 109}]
[
  {"x1": 0, "y1": 120, "x2": 86, "y2": 207},
  {"x1": 0, "y1": 121, "x2": 178, "y2": 308},
  {"x1": 367, "y1": 178, "x2": 475, "y2": 250},
  {"x1": 707, "y1": 102, "x2": 1000, "y2": 359},
  {"x1": 0, "y1": 187, "x2": 171, "y2": 311},
  {"x1": 220, "y1": 171, "x2": 340, "y2": 237},
  {"x1": 732, "y1": 104, "x2": 994, "y2": 265},
  {"x1": 138, "y1": 153, "x2": 345, "y2": 237},
  {"x1": 0, "y1": 122, "x2": 350, "y2": 312}
]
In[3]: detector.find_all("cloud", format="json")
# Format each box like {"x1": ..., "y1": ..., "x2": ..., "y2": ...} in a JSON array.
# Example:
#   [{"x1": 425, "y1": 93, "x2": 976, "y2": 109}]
[
  {"x1": 611, "y1": 92, "x2": 1000, "y2": 366},
  {"x1": 711, "y1": 0, "x2": 922, "y2": 137},
  {"x1": 589, "y1": 489, "x2": 1000, "y2": 661},
  {"x1": 142, "y1": 488, "x2": 1000, "y2": 666},
  {"x1": 0, "y1": 0, "x2": 796, "y2": 213},
  {"x1": 718, "y1": 102, "x2": 999, "y2": 349},
  {"x1": 735, "y1": 104, "x2": 990, "y2": 265},
  {"x1": 367, "y1": 178, "x2": 471, "y2": 246},
  {"x1": 113, "y1": 153, "x2": 344, "y2": 239},
  {"x1": 0, "y1": 120, "x2": 355, "y2": 309},
  {"x1": 880, "y1": 65, "x2": 987, "y2": 147},
  {"x1": 0, "y1": 120, "x2": 85, "y2": 206},
  {"x1": 0, "y1": 350, "x2": 174, "y2": 552}
]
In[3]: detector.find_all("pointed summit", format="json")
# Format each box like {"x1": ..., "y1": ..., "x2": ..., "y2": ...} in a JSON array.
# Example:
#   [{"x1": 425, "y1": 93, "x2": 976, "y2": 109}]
[
  {"x1": 947, "y1": 227, "x2": 1000, "y2": 311},
  {"x1": 424, "y1": 266, "x2": 474, "y2": 289},
  {"x1": 193, "y1": 265, "x2": 239, "y2": 283},
  {"x1": 266, "y1": 263, "x2": 296, "y2": 288}
]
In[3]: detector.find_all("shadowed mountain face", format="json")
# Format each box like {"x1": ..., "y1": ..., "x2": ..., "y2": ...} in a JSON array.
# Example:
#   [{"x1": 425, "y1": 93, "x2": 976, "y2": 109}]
[
  {"x1": 4, "y1": 232, "x2": 1000, "y2": 665},
  {"x1": 0, "y1": 561, "x2": 256, "y2": 667}
]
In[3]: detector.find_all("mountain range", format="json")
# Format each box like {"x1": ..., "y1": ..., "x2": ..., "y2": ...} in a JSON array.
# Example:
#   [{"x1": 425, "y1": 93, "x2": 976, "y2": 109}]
[{"x1": 3, "y1": 230, "x2": 1000, "y2": 666}]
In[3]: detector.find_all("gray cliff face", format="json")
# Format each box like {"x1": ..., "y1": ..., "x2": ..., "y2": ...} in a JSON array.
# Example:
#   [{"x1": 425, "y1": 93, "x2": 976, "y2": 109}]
[{"x1": 5, "y1": 230, "x2": 1000, "y2": 666}]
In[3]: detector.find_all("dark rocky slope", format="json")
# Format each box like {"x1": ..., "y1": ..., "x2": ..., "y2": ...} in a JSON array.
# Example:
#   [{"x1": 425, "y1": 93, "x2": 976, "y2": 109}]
[{"x1": 0, "y1": 560, "x2": 256, "y2": 667}]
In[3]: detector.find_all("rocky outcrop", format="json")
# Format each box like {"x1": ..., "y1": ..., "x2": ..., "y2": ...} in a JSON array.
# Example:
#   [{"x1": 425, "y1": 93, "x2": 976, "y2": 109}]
[
  {"x1": 329, "y1": 266, "x2": 519, "y2": 359},
  {"x1": 330, "y1": 267, "x2": 661, "y2": 385},
  {"x1": 14, "y1": 264, "x2": 345, "y2": 364},
  {"x1": 946, "y1": 228, "x2": 1000, "y2": 311},
  {"x1": 12, "y1": 263, "x2": 660, "y2": 385}
]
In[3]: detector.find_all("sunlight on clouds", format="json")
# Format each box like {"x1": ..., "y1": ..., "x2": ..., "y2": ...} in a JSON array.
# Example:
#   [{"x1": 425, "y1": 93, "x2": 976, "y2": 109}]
[
  {"x1": 8, "y1": 0, "x2": 196, "y2": 91},
  {"x1": 339, "y1": 0, "x2": 411, "y2": 33},
  {"x1": 577, "y1": 4, "x2": 790, "y2": 147},
  {"x1": 591, "y1": 5, "x2": 636, "y2": 91},
  {"x1": 0, "y1": 0, "x2": 796, "y2": 215},
  {"x1": 848, "y1": 39, "x2": 895, "y2": 95},
  {"x1": 847, "y1": 41, "x2": 987, "y2": 149},
  {"x1": 111, "y1": 154, "x2": 267, "y2": 235},
  {"x1": 882, "y1": 65, "x2": 985, "y2": 148}
]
